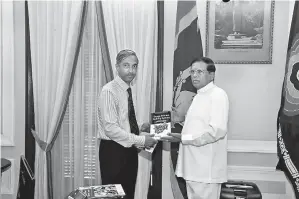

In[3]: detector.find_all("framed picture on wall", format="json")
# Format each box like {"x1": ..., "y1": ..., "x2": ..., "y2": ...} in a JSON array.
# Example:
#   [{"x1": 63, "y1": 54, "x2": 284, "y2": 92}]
[{"x1": 206, "y1": 0, "x2": 275, "y2": 64}]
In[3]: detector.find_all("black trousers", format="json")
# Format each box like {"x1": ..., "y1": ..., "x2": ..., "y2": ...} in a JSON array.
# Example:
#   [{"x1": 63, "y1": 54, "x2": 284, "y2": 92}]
[{"x1": 99, "y1": 140, "x2": 138, "y2": 199}]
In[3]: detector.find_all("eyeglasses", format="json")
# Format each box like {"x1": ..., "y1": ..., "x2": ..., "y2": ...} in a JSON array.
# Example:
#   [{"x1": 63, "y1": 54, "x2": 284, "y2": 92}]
[{"x1": 189, "y1": 69, "x2": 208, "y2": 76}]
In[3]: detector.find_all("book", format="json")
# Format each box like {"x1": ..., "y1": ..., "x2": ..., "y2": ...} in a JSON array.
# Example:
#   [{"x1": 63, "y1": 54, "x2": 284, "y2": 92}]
[
  {"x1": 144, "y1": 144, "x2": 156, "y2": 153},
  {"x1": 68, "y1": 189, "x2": 87, "y2": 199},
  {"x1": 150, "y1": 111, "x2": 171, "y2": 139},
  {"x1": 78, "y1": 184, "x2": 125, "y2": 198}
]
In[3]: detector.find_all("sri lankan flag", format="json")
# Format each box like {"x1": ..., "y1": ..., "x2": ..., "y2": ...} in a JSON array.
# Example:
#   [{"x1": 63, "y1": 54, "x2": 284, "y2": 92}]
[
  {"x1": 172, "y1": 0, "x2": 203, "y2": 118},
  {"x1": 277, "y1": 2, "x2": 299, "y2": 198},
  {"x1": 171, "y1": 1, "x2": 203, "y2": 199}
]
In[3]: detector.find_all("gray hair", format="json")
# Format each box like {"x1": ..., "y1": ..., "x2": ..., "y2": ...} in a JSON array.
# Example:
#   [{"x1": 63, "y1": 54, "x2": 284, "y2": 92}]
[{"x1": 116, "y1": 49, "x2": 139, "y2": 65}]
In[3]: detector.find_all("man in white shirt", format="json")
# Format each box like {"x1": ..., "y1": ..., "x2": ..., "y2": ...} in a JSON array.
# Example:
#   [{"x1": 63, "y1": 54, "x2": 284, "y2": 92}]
[
  {"x1": 167, "y1": 57, "x2": 229, "y2": 199},
  {"x1": 98, "y1": 49, "x2": 157, "y2": 199}
]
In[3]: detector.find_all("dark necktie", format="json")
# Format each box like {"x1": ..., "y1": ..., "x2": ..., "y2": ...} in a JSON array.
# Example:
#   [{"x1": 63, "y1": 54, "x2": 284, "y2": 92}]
[{"x1": 127, "y1": 88, "x2": 139, "y2": 135}]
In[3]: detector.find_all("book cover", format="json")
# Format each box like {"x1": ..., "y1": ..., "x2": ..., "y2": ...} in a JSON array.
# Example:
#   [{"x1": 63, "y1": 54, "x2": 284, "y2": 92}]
[
  {"x1": 68, "y1": 189, "x2": 87, "y2": 199},
  {"x1": 150, "y1": 111, "x2": 171, "y2": 139},
  {"x1": 78, "y1": 184, "x2": 125, "y2": 198}
]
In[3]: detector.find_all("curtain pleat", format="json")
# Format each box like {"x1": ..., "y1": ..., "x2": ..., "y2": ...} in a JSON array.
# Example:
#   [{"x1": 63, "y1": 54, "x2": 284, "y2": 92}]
[
  {"x1": 52, "y1": 2, "x2": 111, "y2": 198},
  {"x1": 28, "y1": 2, "x2": 88, "y2": 198}
]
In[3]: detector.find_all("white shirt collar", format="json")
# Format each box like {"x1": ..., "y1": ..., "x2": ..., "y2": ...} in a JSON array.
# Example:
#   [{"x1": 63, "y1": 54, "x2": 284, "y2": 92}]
[{"x1": 115, "y1": 76, "x2": 130, "y2": 91}]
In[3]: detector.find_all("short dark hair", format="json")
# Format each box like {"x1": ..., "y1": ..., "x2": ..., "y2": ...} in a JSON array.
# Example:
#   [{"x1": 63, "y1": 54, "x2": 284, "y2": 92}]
[
  {"x1": 116, "y1": 49, "x2": 139, "y2": 65},
  {"x1": 190, "y1": 57, "x2": 216, "y2": 73}
]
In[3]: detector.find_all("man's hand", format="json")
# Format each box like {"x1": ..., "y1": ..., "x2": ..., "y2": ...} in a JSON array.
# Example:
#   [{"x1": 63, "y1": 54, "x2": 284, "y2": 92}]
[
  {"x1": 140, "y1": 123, "x2": 150, "y2": 133},
  {"x1": 168, "y1": 133, "x2": 182, "y2": 139},
  {"x1": 159, "y1": 133, "x2": 181, "y2": 142},
  {"x1": 144, "y1": 134, "x2": 158, "y2": 149}
]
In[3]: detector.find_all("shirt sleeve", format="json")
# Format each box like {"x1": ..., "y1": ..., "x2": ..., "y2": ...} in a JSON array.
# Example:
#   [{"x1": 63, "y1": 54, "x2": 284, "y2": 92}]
[
  {"x1": 182, "y1": 90, "x2": 229, "y2": 146},
  {"x1": 99, "y1": 89, "x2": 145, "y2": 148}
]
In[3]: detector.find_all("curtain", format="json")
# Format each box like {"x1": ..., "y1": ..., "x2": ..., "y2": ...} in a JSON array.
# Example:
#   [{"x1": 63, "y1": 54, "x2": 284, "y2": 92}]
[
  {"x1": 51, "y1": 2, "x2": 109, "y2": 198},
  {"x1": 28, "y1": 2, "x2": 87, "y2": 199},
  {"x1": 148, "y1": 1, "x2": 164, "y2": 198},
  {"x1": 102, "y1": 1, "x2": 158, "y2": 198},
  {"x1": 95, "y1": 1, "x2": 113, "y2": 83},
  {"x1": 24, "y1": 1, "x2": 35, "y2": 198}
]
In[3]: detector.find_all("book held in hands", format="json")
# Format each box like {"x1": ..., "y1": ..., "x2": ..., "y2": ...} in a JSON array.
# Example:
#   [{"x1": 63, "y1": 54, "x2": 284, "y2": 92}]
[{"x1": 150, "y1": 111, "x2": 171, "y2": 139}]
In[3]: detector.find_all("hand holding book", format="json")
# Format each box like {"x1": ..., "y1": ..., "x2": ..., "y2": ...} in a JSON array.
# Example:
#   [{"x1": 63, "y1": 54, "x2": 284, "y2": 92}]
[
  {"x1": 135, "y1": 132, "x2": 157, "y2": 153},
  {"x1": 140, "y1": 123, "x2": 150, "y2": 133},
  {"x1": 159, "y1": 132, "x2": 182, "y2": 142}
]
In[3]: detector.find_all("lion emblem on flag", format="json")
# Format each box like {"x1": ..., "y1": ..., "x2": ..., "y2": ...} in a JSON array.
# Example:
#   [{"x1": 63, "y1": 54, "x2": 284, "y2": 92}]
[{"x1": 283, "y1": 34, "x2": 299, "y2": 116}]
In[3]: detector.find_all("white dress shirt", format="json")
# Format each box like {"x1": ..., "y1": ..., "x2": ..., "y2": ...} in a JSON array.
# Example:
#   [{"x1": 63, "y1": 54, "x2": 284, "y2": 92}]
[
  {"x1": 176, "y1": 82, "x2": 229, "y2": 183},
  {"x1": 97, "y1": 76, "x2": 145, "y2": 148}
]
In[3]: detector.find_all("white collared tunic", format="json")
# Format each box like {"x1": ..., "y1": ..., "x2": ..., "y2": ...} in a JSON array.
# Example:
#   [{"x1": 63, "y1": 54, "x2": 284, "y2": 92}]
[{"x1": 176, "y1": 82, "x2": 229, "y2": 183}]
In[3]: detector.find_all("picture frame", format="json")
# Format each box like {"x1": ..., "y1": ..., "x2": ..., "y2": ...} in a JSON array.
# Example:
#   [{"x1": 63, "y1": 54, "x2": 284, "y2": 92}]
[{"x1": 205, "y1": 0, "x2": 275, "y2": 64}]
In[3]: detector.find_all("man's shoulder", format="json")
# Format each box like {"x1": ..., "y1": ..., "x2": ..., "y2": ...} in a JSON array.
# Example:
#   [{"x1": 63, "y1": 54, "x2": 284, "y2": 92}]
[
  {"x1": 211, "y1": 85, "x2": 228, "y2": 99},
  {"x1": 213, "y1": 85, "x2": 227, "y2": 94},
  {"x1": 100, "y1": 80, "x2": 120, "y2": 100},
  {"x1": 101, "y1": 79, "x2": 117, "y2": 92}
]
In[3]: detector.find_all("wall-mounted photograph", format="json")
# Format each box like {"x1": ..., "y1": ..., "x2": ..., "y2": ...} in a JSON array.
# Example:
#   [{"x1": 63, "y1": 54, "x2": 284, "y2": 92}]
[{"x1": 206, "y1": 0, "x2": 275, "y2": 64}]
